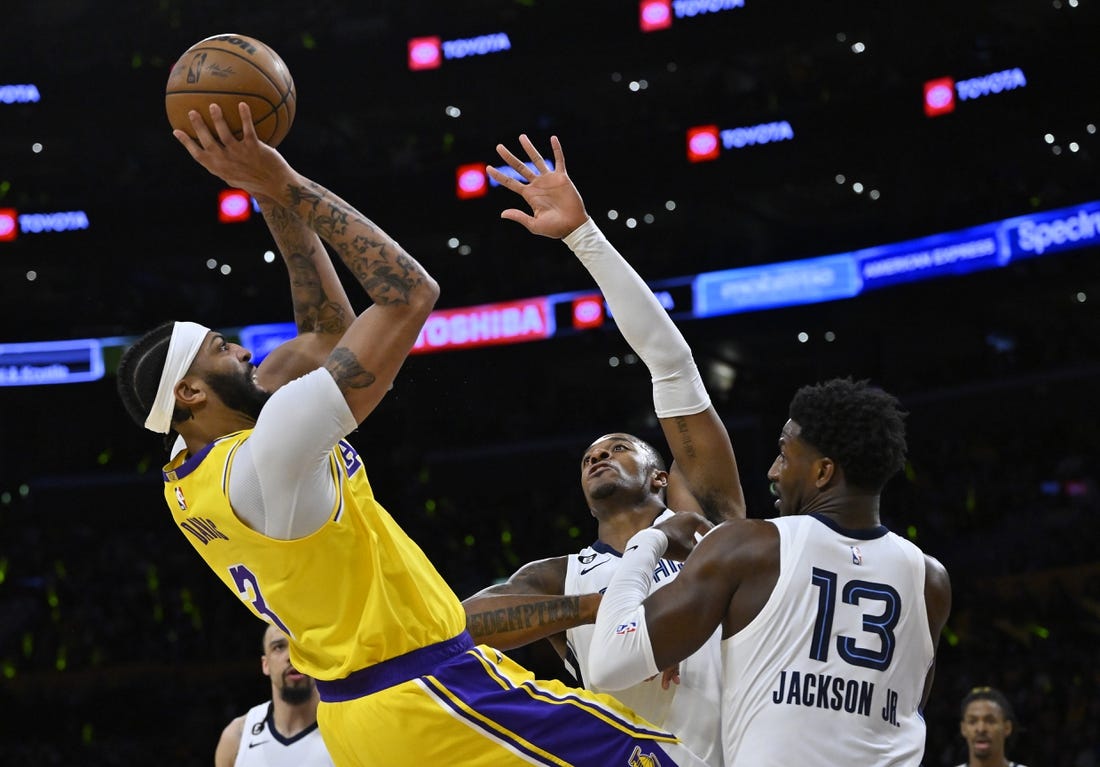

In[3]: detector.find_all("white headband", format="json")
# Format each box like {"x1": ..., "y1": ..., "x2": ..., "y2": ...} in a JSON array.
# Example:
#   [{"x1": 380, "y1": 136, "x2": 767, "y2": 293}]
[{"x1": 144, "y1": 321, "x2": 211, "y2": 434}]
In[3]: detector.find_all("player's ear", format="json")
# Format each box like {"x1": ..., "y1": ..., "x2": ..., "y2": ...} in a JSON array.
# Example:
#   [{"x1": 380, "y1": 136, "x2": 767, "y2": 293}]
[
  {"x1": 814, "y1": 457, "x2": 836, "y2": 488},
  {"x1": 175, "y1": 377, "x2": 207, "y2": 409}
]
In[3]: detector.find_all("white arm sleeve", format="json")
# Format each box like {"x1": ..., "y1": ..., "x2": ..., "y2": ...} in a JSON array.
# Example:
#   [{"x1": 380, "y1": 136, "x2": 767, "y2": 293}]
[
  {"x1": 563, "y1": 218, "x2": 710, "y2": 418},
  {"x1": 228, "y1": 368, "x2": 358, "y2": 540},
  {"x1": 587, "y1": 528, "x2": 667, "y2": 690}
]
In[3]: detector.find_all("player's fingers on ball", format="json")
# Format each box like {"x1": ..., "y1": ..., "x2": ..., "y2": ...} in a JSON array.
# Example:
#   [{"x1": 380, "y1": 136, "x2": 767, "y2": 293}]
[
  {"x1": 188, "y1": 109, "x2": 217, "y2": 147},
  {"x1": 207, "y1": 103, "x2": 236, "y2": 145},
  {"x1": 237, "y1": 102, "x2": 259, "y2": 141}
]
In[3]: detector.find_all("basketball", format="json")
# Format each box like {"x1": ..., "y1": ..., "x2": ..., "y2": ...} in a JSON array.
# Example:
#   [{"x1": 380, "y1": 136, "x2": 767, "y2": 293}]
[{"x1": 165, "y1": 34, "x2": 296, "y2": 147}]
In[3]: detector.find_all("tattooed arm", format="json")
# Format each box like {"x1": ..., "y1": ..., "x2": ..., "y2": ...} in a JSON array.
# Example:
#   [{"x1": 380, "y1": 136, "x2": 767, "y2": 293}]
[
  {"x1": 254, "y1": 199, "x2": 356, "y2": 391},
  {"x1": 270, "y1": 147, "x2": 438, "y2": 423},
  {"x1": 176, "y1": 102, "x2": 438, "y2": 423},
  {"x1": 462, "y1": 556, "x2": 600, "y2": 656},
  {"x1": 289, "y1": 178, "x2": 438, "y2": 424}
]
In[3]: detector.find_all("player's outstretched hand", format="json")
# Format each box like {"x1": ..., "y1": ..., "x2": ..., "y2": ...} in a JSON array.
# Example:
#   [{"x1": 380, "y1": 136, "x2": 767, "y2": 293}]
[
  {"x1": 173, "y1": 102, "x2": 293, "y2": 199},
  {"x1": 488, "y1": 134, "x2": 589, "y2": 239},
  {"x1": 654, "y1": 511, "x2": 714, "y2": 561}
]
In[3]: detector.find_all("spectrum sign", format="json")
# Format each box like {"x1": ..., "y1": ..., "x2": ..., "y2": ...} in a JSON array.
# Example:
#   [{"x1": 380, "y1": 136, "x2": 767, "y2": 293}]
[{"x1": 1007, "y1": 206, "x2": 1100, "y2": 259}]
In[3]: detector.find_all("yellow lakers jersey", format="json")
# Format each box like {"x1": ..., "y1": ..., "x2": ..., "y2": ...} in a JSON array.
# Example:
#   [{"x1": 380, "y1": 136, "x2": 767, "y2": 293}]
[{"x1": 162, "y1": 431, "x2": 467, "y2": 681}]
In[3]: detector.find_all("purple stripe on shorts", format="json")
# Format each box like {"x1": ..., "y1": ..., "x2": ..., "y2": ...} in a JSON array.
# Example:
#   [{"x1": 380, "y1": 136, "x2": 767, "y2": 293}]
[
  {"x1": 315, "y1": 632, "x2": 474, "y2": 702},
  {"x1": 423, "y1": 647, "x2": 682, "y2": 765}
]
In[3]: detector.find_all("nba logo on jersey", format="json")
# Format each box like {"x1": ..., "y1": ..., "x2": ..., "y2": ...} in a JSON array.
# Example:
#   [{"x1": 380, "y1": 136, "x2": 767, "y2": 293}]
[
  {"x1": 338, "y1": 439, "x2": 363, "y2": 477},
  {"x1": 174, "y1": 486, "x2": 187, "y2": 512},
  {"x1": 615, "y1": 621, "x2": 637, "y2": 635},
  {"x1": 851, "y1": 546, "x2": 863, "y2": 565}
]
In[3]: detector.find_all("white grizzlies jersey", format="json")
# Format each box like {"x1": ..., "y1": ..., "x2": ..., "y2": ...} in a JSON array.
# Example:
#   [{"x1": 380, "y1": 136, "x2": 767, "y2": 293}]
[
  {"x1": 722, "y1": 514, "x2": 933, "y2": 766},
  {"x1": 233, "y1": 701, "x2": 334, "y2": 767},
  {"x1": 565, "y1": 511, "x2": 724, "y2": 767}
]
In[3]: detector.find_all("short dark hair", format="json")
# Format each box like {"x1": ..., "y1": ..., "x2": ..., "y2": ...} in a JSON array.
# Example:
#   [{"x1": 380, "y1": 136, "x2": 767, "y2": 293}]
[
  {"x1": 960, "y1": 686, "x2": 1016, "y2": 724},
  {"x1": 788, "y1": 377, "x2": 907, "y2": 491},
  {"x1": 631, "y1": 435, "x2": 668, "y2": 475},
  {"x1": 117, "y1": 321, "x2": 192, "y2": 441}
]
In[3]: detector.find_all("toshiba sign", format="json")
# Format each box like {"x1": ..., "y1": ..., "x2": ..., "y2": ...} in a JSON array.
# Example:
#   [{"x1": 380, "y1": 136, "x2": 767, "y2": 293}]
[{"x1": 412, "y1": 298, "x2": 553, "y2": 353}]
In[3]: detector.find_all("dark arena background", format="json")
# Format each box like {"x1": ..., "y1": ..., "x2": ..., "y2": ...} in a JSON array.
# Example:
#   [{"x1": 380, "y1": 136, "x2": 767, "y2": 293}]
[{"x1": 2, "y1": 1, "x2": 1098, "y2": 763}]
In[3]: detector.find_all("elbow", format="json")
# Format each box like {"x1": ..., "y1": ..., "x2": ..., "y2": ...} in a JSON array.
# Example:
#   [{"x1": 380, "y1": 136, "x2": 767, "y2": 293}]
[
  {"x1": 422, "y1": 273, "x2": 441, "y2": 306},
  {"x1": 411, "y1": 274, "x2": 441, "y2": 317}
]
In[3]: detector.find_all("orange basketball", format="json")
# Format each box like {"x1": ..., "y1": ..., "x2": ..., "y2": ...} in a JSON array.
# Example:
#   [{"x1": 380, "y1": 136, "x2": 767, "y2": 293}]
[{"x1": 165, "y1": 34, "x2": 296, "y2": 147}]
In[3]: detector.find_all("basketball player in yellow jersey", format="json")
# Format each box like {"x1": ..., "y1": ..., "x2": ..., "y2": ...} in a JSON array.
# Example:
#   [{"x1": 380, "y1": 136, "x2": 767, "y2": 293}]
[{"x1": 117, "y1": 102, "x2": 709, "y2": 767}]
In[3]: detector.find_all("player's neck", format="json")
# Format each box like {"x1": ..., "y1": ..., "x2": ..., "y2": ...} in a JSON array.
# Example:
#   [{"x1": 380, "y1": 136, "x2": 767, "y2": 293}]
[
  {"x1": 272, "y1": 697, "x2": 320, "y2": 738},
  {"x1": 804, "y1": 491, "x2": 881, "y2": 529},
  {"x1": 596, "y1": 501, "x2": 666, "y2": 553},
  {"x1": 178, "y1": 412, "x2": 254, "y2": 455},
  {"x1": 969, "y1": 749, "x2": 1010, "y2": 767}
]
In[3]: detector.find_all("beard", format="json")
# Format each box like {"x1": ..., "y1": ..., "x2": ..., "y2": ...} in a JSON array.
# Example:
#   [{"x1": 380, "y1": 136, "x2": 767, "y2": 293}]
[
  {"x1": 204, "y1": 368, "x2": 271, "y2": 421},
  {"x1": 279, "y1": 674, "x2": 315, "y2": 705}
]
